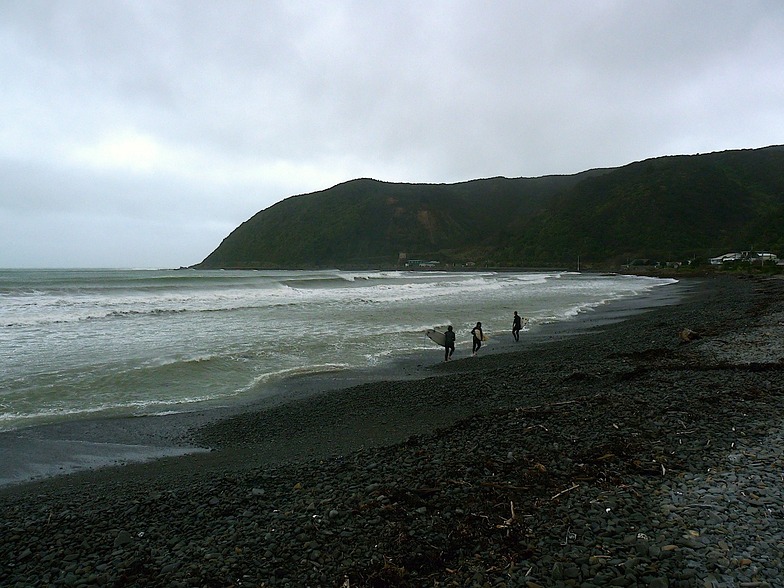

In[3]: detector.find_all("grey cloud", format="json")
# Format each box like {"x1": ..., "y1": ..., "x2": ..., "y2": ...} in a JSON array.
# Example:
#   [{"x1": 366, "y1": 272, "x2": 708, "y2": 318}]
[{"x1": 1, "y1": 0, "x2": 783, "y2": 267}]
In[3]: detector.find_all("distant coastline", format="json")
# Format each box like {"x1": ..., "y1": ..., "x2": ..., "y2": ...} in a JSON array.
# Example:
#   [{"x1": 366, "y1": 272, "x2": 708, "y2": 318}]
[{"x1": 194, "y1": 146, "x2": 784, "y2": 272}]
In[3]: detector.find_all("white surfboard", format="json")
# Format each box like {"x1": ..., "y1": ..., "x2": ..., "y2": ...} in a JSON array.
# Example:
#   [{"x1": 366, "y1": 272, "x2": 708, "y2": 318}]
[{"x1": 426, "y1": 329, "x2": 447, "y2": 347}]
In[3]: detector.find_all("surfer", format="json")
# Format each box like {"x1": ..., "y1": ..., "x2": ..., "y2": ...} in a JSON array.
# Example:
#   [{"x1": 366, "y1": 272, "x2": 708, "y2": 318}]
[
  {"x1": 444, "y1": 325, "x2": 455, "y2": 361},
  {"x1": 471, "y1": 322, "x2": 483, "y2": 356},
  {"x1": 512, "y1": 311, "x2": 522, "y2": 342}
]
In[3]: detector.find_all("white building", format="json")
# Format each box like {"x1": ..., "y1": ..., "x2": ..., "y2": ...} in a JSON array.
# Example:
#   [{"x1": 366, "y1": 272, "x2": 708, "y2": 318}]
[{"x1": 710, "y1": 251, "x2": 779, "y2": 265}]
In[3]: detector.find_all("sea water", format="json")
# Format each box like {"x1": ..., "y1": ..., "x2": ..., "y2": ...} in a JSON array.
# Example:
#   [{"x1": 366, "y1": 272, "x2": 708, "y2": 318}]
[{"x1": 0, "y1": 269, "x2": 675, "y2": 432}]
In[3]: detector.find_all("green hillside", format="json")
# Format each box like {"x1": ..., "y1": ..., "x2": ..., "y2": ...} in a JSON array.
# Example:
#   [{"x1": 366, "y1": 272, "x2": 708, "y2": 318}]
[{"x1": 196, "y1": 145, "x2": 784, "y2": 269}]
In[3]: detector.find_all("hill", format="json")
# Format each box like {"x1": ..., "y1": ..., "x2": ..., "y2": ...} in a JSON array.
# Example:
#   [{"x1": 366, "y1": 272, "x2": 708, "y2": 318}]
[{"x1": 195, "y1": 145, "x2": 784, "y2": 269}]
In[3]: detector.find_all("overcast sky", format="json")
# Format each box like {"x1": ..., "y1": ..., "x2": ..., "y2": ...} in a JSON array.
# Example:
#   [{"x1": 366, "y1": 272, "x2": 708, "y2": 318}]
[{"x1": 1, "y1": 1, "x2": 782, "y2": 268}]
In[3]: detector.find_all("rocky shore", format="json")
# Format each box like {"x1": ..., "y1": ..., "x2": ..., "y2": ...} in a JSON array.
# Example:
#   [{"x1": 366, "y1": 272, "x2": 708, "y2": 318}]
[{"x1": 2, "y1": 275, "x2": 783, "y2": 587}]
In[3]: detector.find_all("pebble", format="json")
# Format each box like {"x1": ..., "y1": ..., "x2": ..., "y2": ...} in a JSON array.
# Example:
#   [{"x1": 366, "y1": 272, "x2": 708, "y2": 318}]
[{"x1": 2, "y1": 276, "x2": 784, "y2": 586}]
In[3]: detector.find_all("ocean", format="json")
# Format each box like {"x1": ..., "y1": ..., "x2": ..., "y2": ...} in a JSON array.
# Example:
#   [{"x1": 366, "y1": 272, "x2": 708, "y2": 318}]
[{"x1": 0, "y1": 268, "x2": 677, "y2": 434}]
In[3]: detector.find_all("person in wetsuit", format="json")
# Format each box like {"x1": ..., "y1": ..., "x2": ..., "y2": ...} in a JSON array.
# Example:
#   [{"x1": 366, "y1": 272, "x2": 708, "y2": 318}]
[
  {"x1": 444, "y1": 325, "x2": 455, "y2": 361},
  {"x1": 512, "y1": 311, "x2": 522, "y2": 342},
  {"x1": 471, "y1": 321, "x2": 483, "y2": 356}
]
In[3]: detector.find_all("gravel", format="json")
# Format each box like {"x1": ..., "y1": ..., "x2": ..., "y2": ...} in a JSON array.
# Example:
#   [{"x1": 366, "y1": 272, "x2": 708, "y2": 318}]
[{"x1": 2, "y1": 274, "x2": 783, "y2": 587}]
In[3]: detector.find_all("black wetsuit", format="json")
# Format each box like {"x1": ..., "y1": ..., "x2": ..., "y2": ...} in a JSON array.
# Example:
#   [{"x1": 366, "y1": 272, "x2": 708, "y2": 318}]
[
  {"x1": 512, "y1": 314, "x2": 522, "y2": 341},
  {"x1": 444, "y1": 329, "x2": 455, "y2": 361},
  {"x1": 472, "y1": 327, "x2": 483, "y2": 354}
]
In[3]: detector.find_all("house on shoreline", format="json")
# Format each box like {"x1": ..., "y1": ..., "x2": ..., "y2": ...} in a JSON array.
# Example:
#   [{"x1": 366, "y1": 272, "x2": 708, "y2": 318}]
[
  {"x1": 405, "y1": 259, "x2": 441, "y2": 268},
  {"x1": 710, "y1": 251, "x2": 780, "y2": 265}
]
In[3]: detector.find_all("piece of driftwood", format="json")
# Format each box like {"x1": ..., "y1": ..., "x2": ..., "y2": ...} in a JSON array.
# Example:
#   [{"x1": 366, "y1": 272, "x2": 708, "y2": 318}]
[{"x1": 679, "y1": 328, "x2": 701, "y2": 342}]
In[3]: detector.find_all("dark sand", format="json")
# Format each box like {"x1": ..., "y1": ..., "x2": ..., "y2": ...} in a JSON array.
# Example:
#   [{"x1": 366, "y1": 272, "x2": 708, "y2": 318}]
[{"x1": 3, "y1": 274, "x2": 783, "y2": 587}]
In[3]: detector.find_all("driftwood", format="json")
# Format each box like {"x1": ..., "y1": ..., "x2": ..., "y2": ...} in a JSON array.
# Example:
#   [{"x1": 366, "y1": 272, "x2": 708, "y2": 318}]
[
  {"x1": 678, "y1": 328, "x2": 701, "y2": 343},
  {"x1": 514, "y1": 398, "x2": 583, "y2": 413},
  {"x1": 550, "y1": 483, "x2": 579, "y2": 501}
]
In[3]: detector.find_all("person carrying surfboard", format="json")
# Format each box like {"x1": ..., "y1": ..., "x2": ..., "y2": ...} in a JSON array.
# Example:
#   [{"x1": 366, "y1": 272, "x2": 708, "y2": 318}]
[
  {"x1": 471, "y1": 322, "x2": 484, "y2": 356},
  {"x1": 444, "y1": 325, "x2": 455, "y2": 361}
]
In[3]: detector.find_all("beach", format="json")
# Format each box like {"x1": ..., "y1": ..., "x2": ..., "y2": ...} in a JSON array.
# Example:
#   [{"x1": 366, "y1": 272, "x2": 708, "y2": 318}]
[{"x1": 2, "y1": 274, "x2": 783, "y2": 587}]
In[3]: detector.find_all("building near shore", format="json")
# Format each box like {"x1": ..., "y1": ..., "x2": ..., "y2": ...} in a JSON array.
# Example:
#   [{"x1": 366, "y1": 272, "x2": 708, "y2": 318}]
[
  {"x1": 405, "y1": 259, "x2": 441, "y2": 268},
  {"x1": 710, "y1": 251, "x2": 779, "y2": 265}
]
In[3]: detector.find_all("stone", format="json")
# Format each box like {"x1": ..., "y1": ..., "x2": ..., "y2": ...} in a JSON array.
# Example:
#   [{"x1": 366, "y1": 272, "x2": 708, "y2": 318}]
[{"x1": 113, "y1": 531, "x2": 133, "y2": 548}]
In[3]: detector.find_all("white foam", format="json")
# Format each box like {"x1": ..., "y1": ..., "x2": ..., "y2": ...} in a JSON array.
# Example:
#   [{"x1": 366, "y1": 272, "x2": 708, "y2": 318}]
[
  {"x1": 1, "y1": 269, "x2": 678, "y2": 435},
  {"x1": 240, "y1": 363, "x2": 352, "y2": 392}
]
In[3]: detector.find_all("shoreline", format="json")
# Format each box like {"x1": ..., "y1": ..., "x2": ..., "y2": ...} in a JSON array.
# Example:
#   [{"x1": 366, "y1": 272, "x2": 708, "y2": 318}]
[
  {"x1": 0, "y1": 278, "x2": 685, "y2": 490},
  {"x1": 3, "y1": 274, "x2": 784, "y2": 585}
]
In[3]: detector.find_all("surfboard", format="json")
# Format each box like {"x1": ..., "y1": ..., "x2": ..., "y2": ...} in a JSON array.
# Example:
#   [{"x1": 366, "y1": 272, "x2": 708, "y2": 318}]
[{"x1": 426, "y1": 329, "x2": 447, "y2": 347}]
